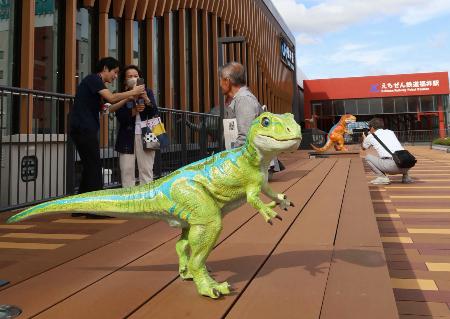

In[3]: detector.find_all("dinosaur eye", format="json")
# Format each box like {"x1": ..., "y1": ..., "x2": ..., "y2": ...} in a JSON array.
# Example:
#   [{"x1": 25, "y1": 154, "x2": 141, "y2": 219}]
[{"x1": 261, "y1": 117, "x2": 270, "y2": 127}]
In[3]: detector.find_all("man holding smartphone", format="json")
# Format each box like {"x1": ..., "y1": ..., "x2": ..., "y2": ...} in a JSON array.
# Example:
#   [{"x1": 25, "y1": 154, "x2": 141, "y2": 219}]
[{"x1": 69, "y1": 57, "x2": 145, "y2": 218}]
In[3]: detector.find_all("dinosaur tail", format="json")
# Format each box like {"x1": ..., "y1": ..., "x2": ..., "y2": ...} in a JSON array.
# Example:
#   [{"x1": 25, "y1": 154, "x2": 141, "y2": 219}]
[
  {"x1": 6, "y1": 183, "x2": 165, "y2": 224},
  {"x1": 310, "y1": 139, "x2": 332, "y2": 152}
]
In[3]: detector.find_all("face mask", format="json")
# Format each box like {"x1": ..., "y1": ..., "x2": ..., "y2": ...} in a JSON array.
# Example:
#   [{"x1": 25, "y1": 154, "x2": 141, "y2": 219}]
[{"x1": 126, "y1": 77, "x2": 137, "y2": 88}]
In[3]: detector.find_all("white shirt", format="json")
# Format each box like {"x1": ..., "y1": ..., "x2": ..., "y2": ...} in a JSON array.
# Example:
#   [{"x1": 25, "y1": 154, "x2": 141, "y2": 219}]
[
  {"x1": 135, "y1": 113, "x2": 142, "y2": 135},
  {"x1": 363, "y1": 129, "x2": 404, "y2": 158}
]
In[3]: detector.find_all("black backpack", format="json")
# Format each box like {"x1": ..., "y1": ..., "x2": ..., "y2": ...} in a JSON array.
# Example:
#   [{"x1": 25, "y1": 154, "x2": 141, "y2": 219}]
[{"x1": 372, "y1": 133, "x2": 417, "y2": 168}]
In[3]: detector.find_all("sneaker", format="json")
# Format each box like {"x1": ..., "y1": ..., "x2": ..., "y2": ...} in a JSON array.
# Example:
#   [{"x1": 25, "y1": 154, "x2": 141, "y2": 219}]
[
  {"x1": 402, "y1": 175, "x2": 414, "y2": 184},
  {"x1": 369, "y1": 176, "x2": 390, "y2": 185}
]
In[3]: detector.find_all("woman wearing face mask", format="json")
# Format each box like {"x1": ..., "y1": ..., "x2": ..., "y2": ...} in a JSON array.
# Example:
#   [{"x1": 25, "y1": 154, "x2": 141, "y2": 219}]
[{"x1": 114, "y1": 65, "x2": 159, "y2": 187}]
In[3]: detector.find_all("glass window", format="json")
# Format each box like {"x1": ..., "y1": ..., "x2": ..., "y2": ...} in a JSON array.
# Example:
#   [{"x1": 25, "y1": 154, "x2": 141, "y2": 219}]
[
  {"x1": 395, "y1": 97, "x2": 407, "y2": 113},
  {"x1": 333, "y1": 100, "x2": 345, "y2": 115},
  {"x1": 383, "y1": 97, "x2": 395, "y2": 113},
  {"x1": 153, "y1": 16, "x2": 164, "y2": 106},
  {"x1": 108, "y1": 18, "x2": 119, "y2": 59},
  {"x1": 34, "y1": 0, "x2": 64, "y2": 134},
  {"x1": 357, "y1": 99, "x2": 369, "y2": 115},
  {"x1": 139, "y1": 20, "x2": 147, "y2": 79},
  {"x1": 407, "y1": 96, "x2": 420, "y2": 113},
  {"x1": 0, "y1": 0, "x2": 17, "y2": 86},
  {"x1": 344, "y1": 99, "x2": 357, "y2": 114},
  {"x1": 208, "y1": 13, "x2": 214, "y2": 109},
  {"x1": 197, "y1": 10, "x2": 204, "y2": 113},
  {"x1": 185, "y1": 10, "x2": 193, "y2": 111},
  {"x1": 133, "y1": 20, "x2": 139, "y2": 66},
  {"x1": 421, "y1": 95, "x2": 434, "y2": 112},
  {"x1": 171, "y1": 11, "x2": 180, "y2": 109},
  {"x1": 312, "y1": 103, "x2": 322, "y2": 117},
  {"x1": 321, "y1": 100, "x2": 333, "y2": 116},
  {"x1": 443, "y1": 94, "x2": 449, "y2": 111},
  {"x1": 76, "y1": 8, "x2": 92, "y2": 85},
  {"x1": 369, "y1": 98, "x2": 382, "y2": 114},
  {"x1": 34, "y1": 0, "x2": 62, "y2": 92}
]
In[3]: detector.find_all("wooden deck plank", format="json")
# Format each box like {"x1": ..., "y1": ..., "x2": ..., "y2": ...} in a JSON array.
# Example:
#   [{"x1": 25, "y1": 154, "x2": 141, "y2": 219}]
[
  {"x1": 335, "y1": 158, "x2": 383, "y2": 248},
  {"x1": 321, "y1": 158, "x2": 399, "y2": 319},
  {"x1": 0, "y1": 219, "x2": 157, "y2": 290},
  {"x1": 0, "y1": 222, "x2": 181, "y2": 318},
  {"x1": 126, "y1": 159, "x2": 345, "y2": 319},
  {"x1": 24, "y1": 156, "x2": 320, "y2": 318},
  {"x1": 224, "y1": 160, "x2": 351, "y2": 319}
]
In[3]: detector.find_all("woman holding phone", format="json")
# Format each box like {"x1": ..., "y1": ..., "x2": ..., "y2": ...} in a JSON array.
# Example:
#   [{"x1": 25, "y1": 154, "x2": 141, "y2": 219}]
[{"x1": 115, "y1": 65, "x2": 159, "y2": 187}]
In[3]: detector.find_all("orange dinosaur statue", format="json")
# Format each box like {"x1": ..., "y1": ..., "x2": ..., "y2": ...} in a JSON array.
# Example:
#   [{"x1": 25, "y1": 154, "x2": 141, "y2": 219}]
[{"x1": 311, "y1": 114, "x2": 356, "y2": 152}]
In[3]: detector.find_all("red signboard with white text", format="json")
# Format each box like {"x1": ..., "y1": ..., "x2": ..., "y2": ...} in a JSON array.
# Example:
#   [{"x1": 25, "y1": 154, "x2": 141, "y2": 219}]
[{"x1": 304, "y1": 71, "x2": 449, "y2": 100}]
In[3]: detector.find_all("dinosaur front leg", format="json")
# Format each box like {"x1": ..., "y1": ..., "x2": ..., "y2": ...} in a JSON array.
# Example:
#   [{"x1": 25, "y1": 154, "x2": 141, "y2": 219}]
[
  {"x1": 247, "y1": 187, "x2": 282, "y2": 224},
  {"x1": 176, "y1": 227, "x2": 192, "y2": 280},
  {"x1": 262, "y1": 184, "x2": 294, "y2": 211},
  {"x1": 188, "y1": 219, "x2": 230, "y2": 298}
]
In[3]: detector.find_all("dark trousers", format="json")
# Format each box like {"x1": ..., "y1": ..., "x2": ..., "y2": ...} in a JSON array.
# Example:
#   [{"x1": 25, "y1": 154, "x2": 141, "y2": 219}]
[{"x1": 70, "y1": 131, "x2": 103, "y2": 194}]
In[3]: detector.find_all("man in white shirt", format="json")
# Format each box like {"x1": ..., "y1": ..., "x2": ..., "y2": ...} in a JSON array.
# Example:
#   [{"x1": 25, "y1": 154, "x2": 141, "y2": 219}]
[{"x1": 361, "y1": 118, "x2": 413, "y2": 185}]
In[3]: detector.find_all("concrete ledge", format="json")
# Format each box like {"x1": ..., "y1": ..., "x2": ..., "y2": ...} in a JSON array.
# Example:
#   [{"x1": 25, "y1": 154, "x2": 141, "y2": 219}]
[{"x1": 431, "y1": 144, "x2": 450, "y2": 153}]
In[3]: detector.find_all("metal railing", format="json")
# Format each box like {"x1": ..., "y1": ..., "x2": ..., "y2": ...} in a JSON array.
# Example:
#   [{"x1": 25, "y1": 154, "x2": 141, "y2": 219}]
[
  {"x1": 302, "y1": 129, "x2": 449, "y2": 149},
  {"x1": 0, "y1": 86, "x2": 220, "y2": 211}
]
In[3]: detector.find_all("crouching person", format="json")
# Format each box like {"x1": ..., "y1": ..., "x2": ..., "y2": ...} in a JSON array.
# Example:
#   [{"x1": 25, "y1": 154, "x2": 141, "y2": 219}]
[{"x1": 361, "y1": 118, "x2": 413, "y2": 185}]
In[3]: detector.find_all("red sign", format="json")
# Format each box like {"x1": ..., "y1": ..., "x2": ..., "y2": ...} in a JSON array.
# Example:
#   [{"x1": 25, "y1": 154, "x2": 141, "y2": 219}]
[{"x1": 304, "y1": 72, "x2": 449, "y2": 100}]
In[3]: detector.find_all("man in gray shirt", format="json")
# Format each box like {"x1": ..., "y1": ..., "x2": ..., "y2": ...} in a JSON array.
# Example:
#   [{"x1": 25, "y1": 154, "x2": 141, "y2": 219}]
[{"x1": 219, "y1": 62, "x2": 263, "y2": 147}]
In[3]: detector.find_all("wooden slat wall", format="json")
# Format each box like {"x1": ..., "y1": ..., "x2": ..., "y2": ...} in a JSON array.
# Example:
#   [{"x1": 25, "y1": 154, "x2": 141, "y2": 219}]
[{"x1": 18, "y1": 0, "x2": 297, "y2": 131}]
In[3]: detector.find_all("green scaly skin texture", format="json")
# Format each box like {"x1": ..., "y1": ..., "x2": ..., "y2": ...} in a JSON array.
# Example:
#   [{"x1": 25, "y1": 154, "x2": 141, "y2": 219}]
[{"x1": 7, "y1": 112, "x2": 302, "y2": 299}]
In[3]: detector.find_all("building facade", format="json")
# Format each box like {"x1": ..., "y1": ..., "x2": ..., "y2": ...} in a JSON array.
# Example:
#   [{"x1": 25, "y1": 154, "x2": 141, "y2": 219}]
[
  {"x1": 304, "y1": 72, "x2": 450, "y2": 136},
  {"x1": 0, "y1": 0, "x2": 298, "y2": 134}
]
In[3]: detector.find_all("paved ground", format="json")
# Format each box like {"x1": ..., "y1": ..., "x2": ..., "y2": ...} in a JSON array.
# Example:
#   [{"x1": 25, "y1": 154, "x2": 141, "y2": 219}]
[{"x1": 367, "y1": 146, "x2": 450, "y2": 319}]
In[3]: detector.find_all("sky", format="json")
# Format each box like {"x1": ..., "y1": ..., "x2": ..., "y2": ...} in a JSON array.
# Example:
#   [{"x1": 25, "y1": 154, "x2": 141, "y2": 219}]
[{"x1": 271, "y1": 0, "x2": 450, "y2": 82}]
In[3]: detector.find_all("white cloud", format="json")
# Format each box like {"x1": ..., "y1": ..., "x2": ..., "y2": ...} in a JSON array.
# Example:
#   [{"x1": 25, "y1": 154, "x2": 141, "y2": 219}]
[
  {"x1": 296, "y1": 34, "x2": 321, "y2": 45},
  {"x1": 428, "y1": 32, "x2": 449, "y2": 48},
  {"x1": 329, "y1": 43, "x2": 410, "y2": 66},
  {"x1": 272, "y1": 0, "x2": 450, "y2": 36}
]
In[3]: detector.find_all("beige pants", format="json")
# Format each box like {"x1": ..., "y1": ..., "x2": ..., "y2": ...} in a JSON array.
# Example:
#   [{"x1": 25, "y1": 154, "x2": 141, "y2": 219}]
[{"x1": 119, "y1": 134, "x2": 156, "y2": 188}]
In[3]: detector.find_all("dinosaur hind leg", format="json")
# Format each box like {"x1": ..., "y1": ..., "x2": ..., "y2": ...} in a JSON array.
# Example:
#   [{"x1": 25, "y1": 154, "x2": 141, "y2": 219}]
[
  {"x1": 176, "y1": 227, "x2": 192, "y2": 280},
  {"x1": 188, "y1": 218, "x2": 230, "y2": 298},
  {"x1": 335, "y1": 136, "x2": 347, "y2": 151}
]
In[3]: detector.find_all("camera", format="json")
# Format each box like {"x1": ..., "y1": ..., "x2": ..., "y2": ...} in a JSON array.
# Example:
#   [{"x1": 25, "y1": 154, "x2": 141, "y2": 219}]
[{"x1": 136, "y1": 78, "x2": 145, "y2": 86}]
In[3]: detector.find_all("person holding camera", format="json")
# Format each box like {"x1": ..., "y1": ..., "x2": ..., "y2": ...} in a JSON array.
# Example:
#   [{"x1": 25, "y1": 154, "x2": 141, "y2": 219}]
[
  {"x1": 115, "y1": 65, "x2": 159, "y2": 188},
  {"x1": 70, "y1": 58, "x2": 145, "y2": 218},
  {"x1": 361, "y1": 118, "x2": 413, "y2": 185}
]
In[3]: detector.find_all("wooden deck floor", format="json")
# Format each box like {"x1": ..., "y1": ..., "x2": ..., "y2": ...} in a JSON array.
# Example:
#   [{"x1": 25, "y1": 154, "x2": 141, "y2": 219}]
[
  {"x1": 368, "y1": 146, "x2": 450, "y2": 319},
  {"x1": 0, "y1": 150, "x2": 402, "y2": 319}
]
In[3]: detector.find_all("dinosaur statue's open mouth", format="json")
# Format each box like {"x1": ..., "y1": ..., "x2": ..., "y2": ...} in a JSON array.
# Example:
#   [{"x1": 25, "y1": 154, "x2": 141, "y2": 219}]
[{"x1": 259, "y1": 135, "x2": 302, "y2": 143}]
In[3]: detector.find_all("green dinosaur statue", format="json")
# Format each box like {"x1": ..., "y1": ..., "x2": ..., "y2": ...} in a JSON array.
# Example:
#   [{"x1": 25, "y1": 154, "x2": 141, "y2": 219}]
[{"x1": 7, "y1": 112, "x2": 302, "y2": 299}]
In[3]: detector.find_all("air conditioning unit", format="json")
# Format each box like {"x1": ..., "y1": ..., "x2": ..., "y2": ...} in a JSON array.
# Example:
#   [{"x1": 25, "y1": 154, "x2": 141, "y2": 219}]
[{"x1": 1, "y1": 134, "x2": 66, "y2": 209}]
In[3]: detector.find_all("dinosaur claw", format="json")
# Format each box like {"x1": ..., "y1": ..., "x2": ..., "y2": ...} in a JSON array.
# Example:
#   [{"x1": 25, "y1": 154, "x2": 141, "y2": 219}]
[
  {"x1": 268, "y1": 220, "x2": 273, "y2": 225},
  {"x1": 275, "y1": 215, "x2": 282, "y2": 221},
  {"x1": 212, "y1": 288, "x2": 221, "y2": 298},
  {"x1": 283, "y1": 194, "x2": 287, "y2": 199},
  {"x1": 283, "y1": 207, "x2": 288, "y2": 211},
  {"x1": 290, "y1": 202, "x2": 295, "y2": 207}
]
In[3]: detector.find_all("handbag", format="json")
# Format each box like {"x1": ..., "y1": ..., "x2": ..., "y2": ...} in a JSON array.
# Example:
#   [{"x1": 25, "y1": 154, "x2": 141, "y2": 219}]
[
  {"x1": 372, "y1": 133, "x2": 417, "y2": 168},
  {"x1": 141, "y1": 123, "x2": 160, "y2": 150},
  {"x1": 141, "y1": 116, "x2": 169, "y2": 149}
]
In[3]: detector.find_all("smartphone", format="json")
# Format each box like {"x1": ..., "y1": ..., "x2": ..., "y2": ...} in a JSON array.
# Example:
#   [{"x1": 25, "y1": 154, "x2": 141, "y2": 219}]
[{"x1": 136, "y1": 78, "x2": 145, "y2": 86}]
